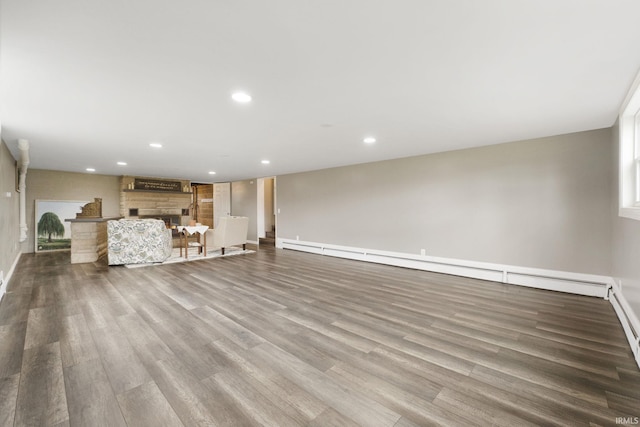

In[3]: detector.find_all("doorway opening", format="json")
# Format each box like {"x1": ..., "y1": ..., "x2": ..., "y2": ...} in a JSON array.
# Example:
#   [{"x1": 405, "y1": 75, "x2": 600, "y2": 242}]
[
  {"x1": 257, "y1": 177, "x2": 276, "y2": 246},
  {"x1": 190, "y1": 183, "x2": 214, "y2": 229}
]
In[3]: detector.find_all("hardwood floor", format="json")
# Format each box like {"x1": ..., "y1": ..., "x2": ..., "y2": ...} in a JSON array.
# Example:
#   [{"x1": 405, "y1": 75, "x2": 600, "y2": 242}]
[{"x1": 0, "y1": 245, "x2": 639, "y2": 426}]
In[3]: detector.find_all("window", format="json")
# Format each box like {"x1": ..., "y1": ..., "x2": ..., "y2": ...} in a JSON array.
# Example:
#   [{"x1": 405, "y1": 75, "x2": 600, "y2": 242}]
[{"x1": 619, "y1": 69, "x2": 640, "y2": 220}]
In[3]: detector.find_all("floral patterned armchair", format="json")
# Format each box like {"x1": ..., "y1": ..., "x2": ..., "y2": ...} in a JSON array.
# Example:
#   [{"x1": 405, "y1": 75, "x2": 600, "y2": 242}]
[{"x1": 107, "y1": 219, "x2": 173, "y2": 265}]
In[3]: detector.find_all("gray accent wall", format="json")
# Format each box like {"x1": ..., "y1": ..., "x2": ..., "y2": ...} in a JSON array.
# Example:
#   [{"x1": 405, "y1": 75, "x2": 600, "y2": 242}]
[
  {"x1": 611, "y1": 123, "x2": 640, "y2": 321},
  {"x1": 23, "y1": 169, "x2": 120, "y2": 253},
  {"x1": 0, "y1": 140, "x2": 20, "y2": 284},
  {"x1": 231, "y1": 179, "x2": 258, "y2": 242},
  {"x1": 277, "y1": 128, "x2": 612, "y2": 275}
]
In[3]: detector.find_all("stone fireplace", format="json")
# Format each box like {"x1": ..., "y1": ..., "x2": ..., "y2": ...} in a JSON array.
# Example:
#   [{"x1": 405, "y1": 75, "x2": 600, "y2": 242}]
[{"x1": 119, "y1": 176, "x2": 192, "y2": 229}]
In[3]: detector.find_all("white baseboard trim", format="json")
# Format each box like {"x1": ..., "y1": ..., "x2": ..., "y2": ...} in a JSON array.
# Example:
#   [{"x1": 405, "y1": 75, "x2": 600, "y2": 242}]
[
  {"x1": 278, "y1": 239, "x2": 610, "y2": 297},
  {"x1": 609, "y1": 281, "x2": 640, "y2": 369},
  {"x1": 0, "y1": 251, "x2": 22, "y2": 303}
]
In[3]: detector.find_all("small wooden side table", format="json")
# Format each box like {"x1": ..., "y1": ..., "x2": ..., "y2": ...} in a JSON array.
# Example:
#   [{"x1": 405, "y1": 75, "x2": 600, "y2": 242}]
[{"x1": 176, "y1": 225, "x2": 209, "y2": 259}]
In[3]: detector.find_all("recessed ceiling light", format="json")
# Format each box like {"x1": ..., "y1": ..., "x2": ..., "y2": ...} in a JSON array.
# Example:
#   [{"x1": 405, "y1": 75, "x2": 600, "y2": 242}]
[
  {"x1": 208, "y1": 171, "x2": 216, "y2": 175},
  {"x1": 117, "y1": 161, "x2": 127, "y2": 166},
  {"x1": 149, "y1": 143, "x2": 162, "y2": 148},
  {"x1": 363, "y1": 137, "x2": 376, "y2": 144},
  {"x1": 86, "y1": 168, "x2": 96, "y2": 172},
  {"x1": 232, "y1": 92, "x2": 252, "y2": 103},
  {"x1": 261, "y1": 160, "x2": 270, "y2": 164}
]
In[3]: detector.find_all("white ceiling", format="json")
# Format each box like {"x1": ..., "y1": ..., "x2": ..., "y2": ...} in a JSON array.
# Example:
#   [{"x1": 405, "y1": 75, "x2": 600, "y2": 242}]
[{"x1": 2, "y1": 0, "x2": 640, "y2": 183}]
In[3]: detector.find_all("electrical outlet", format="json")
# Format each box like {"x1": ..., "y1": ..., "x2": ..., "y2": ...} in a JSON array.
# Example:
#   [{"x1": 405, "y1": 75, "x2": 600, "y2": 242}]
[
  {"x1": 420, "y1": 249, "x2": 426, "y2": 256},
  {"x1": 296, "y1": 235, "x2": 299, "y2": 240}
]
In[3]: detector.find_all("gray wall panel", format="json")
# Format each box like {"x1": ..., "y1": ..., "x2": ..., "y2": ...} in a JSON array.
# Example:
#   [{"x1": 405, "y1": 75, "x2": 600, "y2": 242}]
[
  {"x1": 0, "y1": 141, "x2": 20, "y2": 283},
  {"x1": 24, "y1": 169, "x2": 120, "y2": 253},
  {"x1": 231, "y1": 179, "x2": 258, "y2": 242},
  {"x1": 278, "y1": 129, "x2": 612, "y2": 275}
]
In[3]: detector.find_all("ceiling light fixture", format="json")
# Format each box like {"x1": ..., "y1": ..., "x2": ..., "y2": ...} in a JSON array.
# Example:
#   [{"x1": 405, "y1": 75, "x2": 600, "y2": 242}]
[
  {"x1": 232, "y1": 92, "x2": 252, "y2": 103},
  {"x1": 86, "y1": 168, "x2": 96, "y2": 172},
  {"x1": 261, "y1": 160, "x2": 270, "y2": 164},
  {"x1": 208, "y1": 171, "x2": 216, "y2": 175},
  {"x1": 117, "y1": 161, "x2": 127, "y2": 166},
  {"x1": 149, "y1": 143, "x2": 162, "y2": 148},
  {"x1": 363, "y1": 137, "x2": 376, "y2": 144}
]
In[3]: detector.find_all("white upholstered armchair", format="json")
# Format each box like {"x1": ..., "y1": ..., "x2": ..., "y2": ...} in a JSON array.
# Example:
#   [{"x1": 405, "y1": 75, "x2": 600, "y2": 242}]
[{"x1": 205, "y1": 216, "x2": 249, "y2": 254}]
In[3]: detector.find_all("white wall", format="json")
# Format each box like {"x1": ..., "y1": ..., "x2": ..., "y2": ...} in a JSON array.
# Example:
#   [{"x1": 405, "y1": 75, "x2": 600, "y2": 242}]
[
  {"x1": 611, "y1": 123, "x2": 640, "y2": 321},
  {"x1": 277, "y1": 128, "x2": 612, "y2": 275}
]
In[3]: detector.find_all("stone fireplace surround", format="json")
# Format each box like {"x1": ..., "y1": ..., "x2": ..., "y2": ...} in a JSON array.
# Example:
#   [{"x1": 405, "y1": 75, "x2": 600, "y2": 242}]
[{"x1": 119, "y1": 176, "x2": 192, "y2": 230}]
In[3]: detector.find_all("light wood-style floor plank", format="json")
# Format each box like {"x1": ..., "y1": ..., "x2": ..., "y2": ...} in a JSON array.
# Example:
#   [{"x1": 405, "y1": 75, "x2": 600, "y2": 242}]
[
  {"x1": 116, "y1": 381, "x2": 185, "y2": 427},
  {"x1": 90, "y1": 324, "x2": 152, "y2": 394},
  {"x1": 0, "y1": 292, "x2": 31, "y2": 326},
  {"x1": 0, "y1": 245, "x2": 638, "y2": 426},
  {"x1": 113, "y1": 311, "x2": 175, "y2": 367},
  {"x1": 59, "y1": 313, "x2": 99, "y2": 368},
  {"x1": 432, "y1": 387, "x2": 540, "y2": 427},
  {"x1": 0, "y1": 373, "x2": 20, "y2": 426},
  {"x1": 252, "y1": 342, "x2": 402, "y2": 427},
  {"x1": 326, "y1": 362, "x2": 472, "y2": 426},
  {"x1": 0, "y1": 321, "x2": 26, "y2": 379},
  {"x1": 147, "y1": 318, "x2": 226, "y2": 380},
  {"x1": 210, "y1": 369, "x2": 308, "y2": 427},
  {"x1": 63, "y1": 358, "x2": 126, "y2": 427},
  {"x1": 148, "y1": 354, "x2": 252, "y2": 426},
  {"x1": 308, "y1": 407, "x2": 363, "y2": 427},
  {"x1": 15, "y1": 342, "x2": 69, "y2": 426},
  {"x1": 208, "y1": 336, "x2": 329, "y2": 420},
  {"x1": 24, "y1": 306, "x2": 60, "y2": 350}
]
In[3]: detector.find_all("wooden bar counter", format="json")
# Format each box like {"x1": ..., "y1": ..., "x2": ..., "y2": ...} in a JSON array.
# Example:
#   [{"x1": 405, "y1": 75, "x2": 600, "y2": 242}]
[{"x1": 65, "y1": 217, "x2": 122, "y2": 264}]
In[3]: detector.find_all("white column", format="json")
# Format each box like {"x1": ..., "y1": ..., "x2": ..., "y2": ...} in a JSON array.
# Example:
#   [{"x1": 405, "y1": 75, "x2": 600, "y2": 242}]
[{"x1": 18, "y1": 139, "x2": 30, "y2": 242}]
